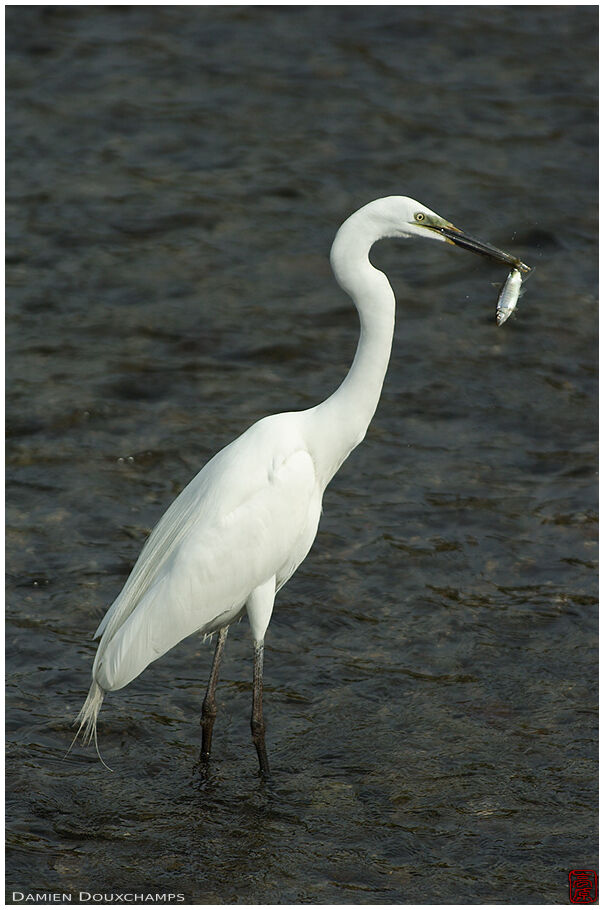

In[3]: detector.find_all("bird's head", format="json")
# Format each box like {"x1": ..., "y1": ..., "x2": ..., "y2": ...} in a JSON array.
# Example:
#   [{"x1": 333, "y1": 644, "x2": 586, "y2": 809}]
[{"x1": 357, "y1": 196, "x2": 531, "y2": 273}]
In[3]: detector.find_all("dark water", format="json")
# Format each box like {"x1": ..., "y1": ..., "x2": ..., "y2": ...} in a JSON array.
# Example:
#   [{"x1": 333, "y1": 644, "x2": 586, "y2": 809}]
[{"x1": 6, "y1": 6, "x2": 597, "y2": 905}]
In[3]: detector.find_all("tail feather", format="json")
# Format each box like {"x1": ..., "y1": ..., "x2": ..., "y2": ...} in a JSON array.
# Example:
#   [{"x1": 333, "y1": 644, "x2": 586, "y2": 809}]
[
  {"x1": 66, "y1": 681, "x2": 112, "y2": 771},
  {"x1": 75, "y1": 680, "x2": 105, "y2": 744}
]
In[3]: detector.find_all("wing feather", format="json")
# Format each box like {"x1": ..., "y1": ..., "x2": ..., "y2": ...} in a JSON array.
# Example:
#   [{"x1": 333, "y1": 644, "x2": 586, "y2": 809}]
[{"x1": 92, "y1": 415, "x2": 318, "y2": 691}]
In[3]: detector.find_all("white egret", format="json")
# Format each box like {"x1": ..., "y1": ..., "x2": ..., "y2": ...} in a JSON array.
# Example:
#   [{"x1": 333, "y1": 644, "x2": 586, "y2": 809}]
[{"x1": 76, "y1": 196, "x2": 529, "y2": 775}]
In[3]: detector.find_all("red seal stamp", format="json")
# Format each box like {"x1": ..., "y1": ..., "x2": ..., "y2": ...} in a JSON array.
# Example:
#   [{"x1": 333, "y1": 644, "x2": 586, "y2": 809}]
[{"x1": 569, "y1": 870, "x2": 598, "y2": 903}]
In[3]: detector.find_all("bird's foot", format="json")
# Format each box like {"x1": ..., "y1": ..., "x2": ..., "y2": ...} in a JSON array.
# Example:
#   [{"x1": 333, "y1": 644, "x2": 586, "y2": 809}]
[{"x1": 193, "y1": 752, "x2": 217, "y2": 789}]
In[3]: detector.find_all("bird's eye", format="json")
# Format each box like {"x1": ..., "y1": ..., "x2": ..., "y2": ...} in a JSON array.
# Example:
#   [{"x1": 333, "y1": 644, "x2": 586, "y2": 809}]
[{"x1": 415, "y1": 212, "x2": 426, "y2": 222}]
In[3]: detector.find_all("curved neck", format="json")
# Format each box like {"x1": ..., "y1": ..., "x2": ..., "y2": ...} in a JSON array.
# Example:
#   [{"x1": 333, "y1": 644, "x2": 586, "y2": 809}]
[{"x1": 308, "y1": 213, "x2": 396, "y2": 484}]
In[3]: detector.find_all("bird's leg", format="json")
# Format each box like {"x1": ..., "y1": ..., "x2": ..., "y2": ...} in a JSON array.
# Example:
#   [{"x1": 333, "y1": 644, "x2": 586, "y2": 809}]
[
  {"x1": 200, "y1": 626, "x2": 228, "y2": 763},
  {"x1": 246, "y1": 578, "x2": 275, "y2": 778},
  {"x1": 251, "y1": 641, "x2": 270, "y2": 778}
]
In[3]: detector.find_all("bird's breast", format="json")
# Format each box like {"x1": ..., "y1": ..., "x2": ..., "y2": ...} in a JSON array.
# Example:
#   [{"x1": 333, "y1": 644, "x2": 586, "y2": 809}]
[{"x1": 275, "y1": 486, "x2": 323, "y2": 591}]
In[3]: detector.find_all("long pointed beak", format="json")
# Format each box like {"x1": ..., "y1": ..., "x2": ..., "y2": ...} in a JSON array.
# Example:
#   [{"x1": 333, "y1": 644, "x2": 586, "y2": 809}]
[{"x1": 436, "y1": 225, "x2": 531, "y2": 273}]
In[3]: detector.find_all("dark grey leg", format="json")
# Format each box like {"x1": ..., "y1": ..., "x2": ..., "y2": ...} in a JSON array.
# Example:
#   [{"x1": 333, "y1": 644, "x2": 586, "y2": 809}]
[
  {"x1": 200, "y1": 627, "x2": 228, "y2": 763},
  {"x1": 251, "y1": 642, "x2": 270, "y2": 777}
]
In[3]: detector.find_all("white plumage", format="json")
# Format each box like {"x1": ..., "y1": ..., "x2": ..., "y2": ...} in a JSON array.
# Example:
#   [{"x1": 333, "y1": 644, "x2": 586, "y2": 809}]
[
  {"x1": 75, "y1": 196, "x2": 526, "y2": 774},
  {"x1": 93, "y1": 414, "x2": 319, "y2": 692}
]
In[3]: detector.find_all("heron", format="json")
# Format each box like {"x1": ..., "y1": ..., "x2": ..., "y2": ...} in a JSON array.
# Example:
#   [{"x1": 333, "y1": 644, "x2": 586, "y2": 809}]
[{"x1": 75, "y1": 196, "x2": 529, "y2": 776}]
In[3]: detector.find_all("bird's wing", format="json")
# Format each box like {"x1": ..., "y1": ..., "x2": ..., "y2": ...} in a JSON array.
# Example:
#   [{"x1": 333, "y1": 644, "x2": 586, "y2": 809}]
[
  {"x1": 93, "y1": 464, "x2": 212, "y2": 642},
  {"x1": 94, "y1": 414, "x2": 306, "y2": 644},
  {"x1": 93, "y1": 442, "x2": 318, "y2": 691}
]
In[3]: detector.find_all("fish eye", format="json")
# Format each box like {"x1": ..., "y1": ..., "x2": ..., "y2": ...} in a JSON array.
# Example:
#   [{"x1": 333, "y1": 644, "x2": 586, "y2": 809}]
[{"x1": 415, "y1": 212, "x2": 426, "y2": 222}]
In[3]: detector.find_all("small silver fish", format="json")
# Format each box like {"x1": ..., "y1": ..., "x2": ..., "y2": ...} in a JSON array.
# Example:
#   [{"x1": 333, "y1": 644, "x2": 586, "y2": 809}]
[{"x1": 496, "y1": 267, "x2": 522, "y2": 326}]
